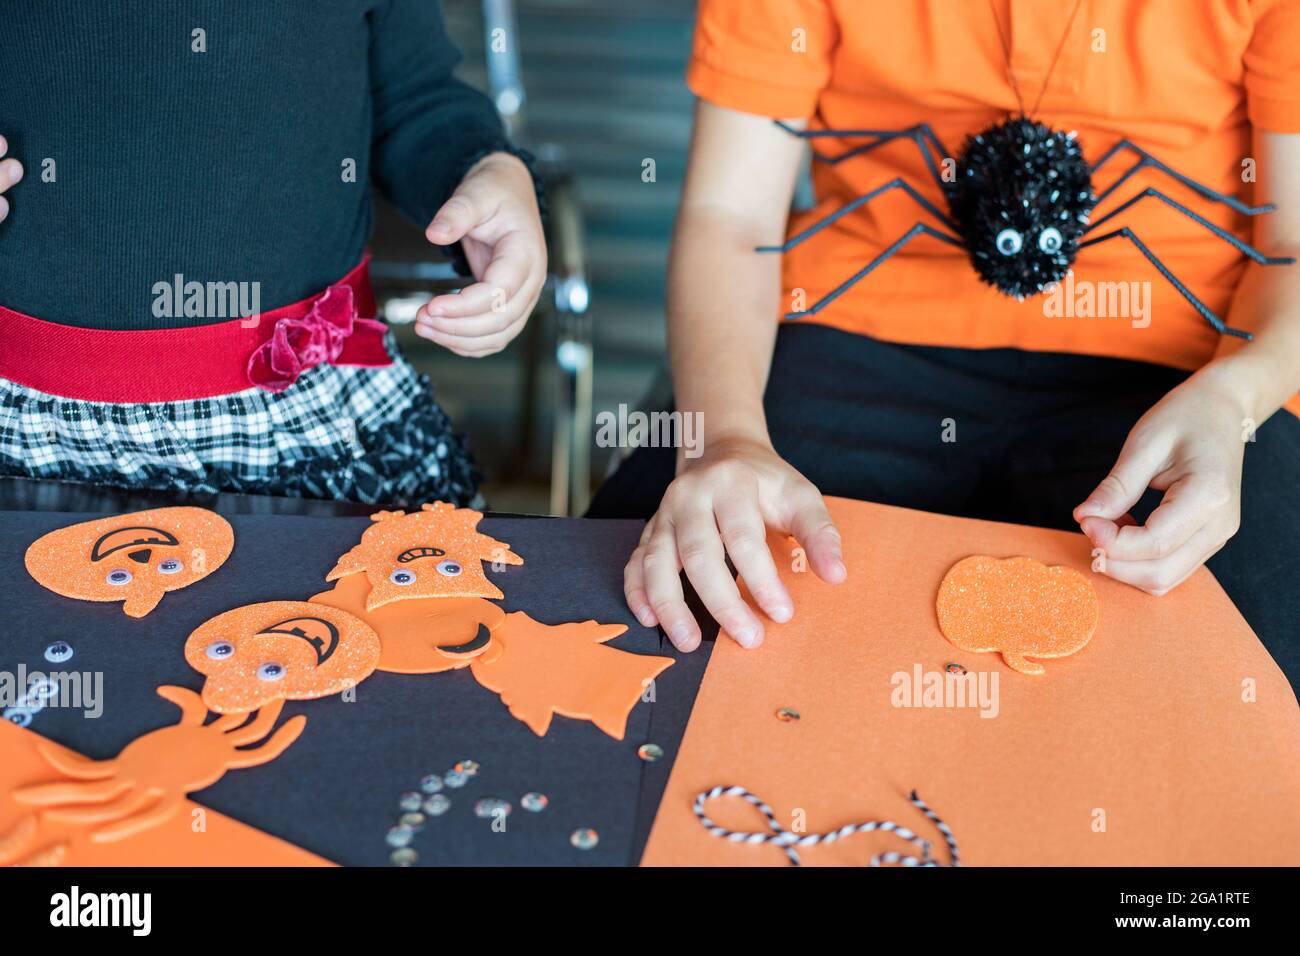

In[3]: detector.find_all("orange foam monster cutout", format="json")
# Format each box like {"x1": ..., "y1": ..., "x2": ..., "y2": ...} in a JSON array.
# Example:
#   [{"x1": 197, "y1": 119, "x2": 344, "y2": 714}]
[
  {"x1": 184, "y1": 601, "x2": 381, "y2": 714},
  {"x1": 25, "y1": 507, "x2": 234, "y2": 618},
  {"x1": 326, "y1": 503, "x2": 523, "y2": 609},
  {"x1": 936, "y1": 555, "x2": 1099, "y2": 675},
  {"x1": 5, "y1": 686, "x2": 304, "y2": 850}
]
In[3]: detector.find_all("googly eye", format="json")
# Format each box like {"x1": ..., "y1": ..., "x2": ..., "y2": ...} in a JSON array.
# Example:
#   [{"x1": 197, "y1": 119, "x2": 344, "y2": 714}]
[
  {"x1": 995, "y1": 228, "x2": 1023, "y2": 256},
  {"x1": 1038, "y1": 227, "x2": 1064, "y2": 254},
  {"x1": 44, "y1": 641, "x2": 73, "y2": 664},
  {"x1": 106, "y1": 569, "x2": 132, "y2": 586},
  {"x1": 158, "y1": 558, "x2": 184, "y2": 574},
  {"x1": 390, "y1": 569, "x2": 416, "y2": 586},
  {"x1": 206, "y1": 641, "x2": 235, "y2": 660},
  {"x1": 436, "y1": 560, "x2": 462, "y2": 578},
  {"x1": 257, "y1": 662, "x2": 286, "y2": 682}
]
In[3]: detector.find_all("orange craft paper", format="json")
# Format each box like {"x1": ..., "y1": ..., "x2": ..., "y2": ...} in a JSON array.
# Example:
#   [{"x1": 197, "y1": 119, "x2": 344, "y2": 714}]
[
  {"x1": 937, "y1": 555, "x2": 1099, "y2": 675},
  {"x1": 326, "y1": 503, "x2": 523, "y2": 609},
  {"x1": 643, "y1": 497, "x2": 1300, "y2": 867},
  {"x1": 185, "y1": 600, "x2": 381, "y2": 713},
  {"x1": 24, "y1": 507, "x2": 234, "y2": 617},
  {"x1": 0, "y1": 697, "x2": 329, "y2": 866}
]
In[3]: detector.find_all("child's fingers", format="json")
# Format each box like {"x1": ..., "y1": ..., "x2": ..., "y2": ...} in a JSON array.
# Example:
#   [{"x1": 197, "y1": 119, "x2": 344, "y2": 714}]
[
  {"x1": 425, "y1": 193, "x2": 481, "y2": 245},
  {"x1": 786, "y1": 490, "x2": 846, "y2": 584},
  {"x1": 1074, "y1": 432, "x2": 1171, "y2": 522},
  {"x1": 641, "y1": 519, "x2": 701, "y2": 652},
  {"x1": 1082, "y1": 472, "x2": 1223, "y2": 562},
  {"x1": 1091, "y1": 524, "x2": 1226, "y2": 596},
  {"x1": 714, "y1": 494, "x2": 791, "y2": 624},
  {"x1": 0, "y1": 196, "x2": 8, "y2": 223},
  {"x1": 415, "y1": 313, "x2": 528, "y2": 357},
  {"x1": 675, "y1": 503, "x2": 764, "y2": 649},
  {"x1": 0, "y1": 156, "x2": 24, "y2": 194}
]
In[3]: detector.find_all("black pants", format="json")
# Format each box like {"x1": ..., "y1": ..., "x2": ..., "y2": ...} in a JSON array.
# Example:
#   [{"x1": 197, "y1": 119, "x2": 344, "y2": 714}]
[{"x1": 589, "y1": 323, "x2": 1300, "y2": 691}]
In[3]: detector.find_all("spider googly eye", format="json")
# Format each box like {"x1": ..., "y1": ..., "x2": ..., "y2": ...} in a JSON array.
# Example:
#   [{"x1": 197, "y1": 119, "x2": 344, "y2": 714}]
[
  {"x1": 206, "y1": 640, "x2": 235, "y2": 660},
  {"x1": 257, "y1": 662, "x2": 286, "y2": 682},
  {"x1": 106, "y1": 569, "x2": 132, "y2": 586},
  {"x1": 1038, "y1": 227, "x2": 1064, "y2": 254},
  {"x1": 157, "y1": 558, "x2": 184, "y2": 574},
  {"x1": 389, "y1": 569, "x2": 416, "y2": 586},
  {"x1": 436, "y1": 560, "x2": 462, "y2": 578},
  {"x1": 995, "y1": 229, "x2": 1023, "y2": 256}
]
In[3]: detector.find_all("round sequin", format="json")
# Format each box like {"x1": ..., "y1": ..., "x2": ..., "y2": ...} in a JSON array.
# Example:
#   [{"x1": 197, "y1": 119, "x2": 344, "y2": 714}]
[
  {"x1": 454, "y1": 759, "x2": 479, "y2": 775},
  {"x1": 386, "y1": 825, "x2": 414, "y2": 848},
  {"x1": 637, "y1": 743, "x2": 663, "y2": 762},
  {"x1": 570, "y1": 828, "x2": 599, "y2": 850},
  {"x1": 944, "y1": 662, "x2": 968, "y2": 675},
  {"x1": 44, "y1": 641, "x2": 73, "y2": 664},
  {"x1": 423, "y1": 794, "x2": 451, "y2": 816},
  {"x1": 474, "y1": 798, "x2": 512, "y2": 819},
  {"x1": 4, "y1": 708, "x2": 33, "y2": 728},
  {"x1": 398, "y1": 791, "x2": 423, "y2": 812},
  {"x1": 776, "y1": 707, "x2": 800, "y2": 722},
  {"x1": 420, "y1": 773, "x2": 444, "y2": 793},
  {"x1": 521, "y1": 792, "x2": 548, "y2": 812},
  {"x1": 390, "y1": 848, "x2": 418, "y2": 866},
  {"x1": 444, "y1": 769, "x2": 470, "y2": 788},
  {"x1": 399, "y1": 812, "x2": 426, "y2": 830}
]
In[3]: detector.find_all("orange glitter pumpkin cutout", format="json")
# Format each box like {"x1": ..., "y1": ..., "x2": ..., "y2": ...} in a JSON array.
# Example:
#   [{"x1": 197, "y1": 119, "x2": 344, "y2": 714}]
[
  {"x1": 326, "y1": 503, "x2": 522, "y2": 610},
  {"x1": 309, "y1": 574, "x2": 505, "y2": 674},
  {"x1": 184, "y1": 601, "x2": 381, "y2": 714},
  {"x1": 24, "y1": 507, "x2": 234, "y2": 618},
  {"x1": 936, "y1": 555, "x2": 1099, "y2": 676}
]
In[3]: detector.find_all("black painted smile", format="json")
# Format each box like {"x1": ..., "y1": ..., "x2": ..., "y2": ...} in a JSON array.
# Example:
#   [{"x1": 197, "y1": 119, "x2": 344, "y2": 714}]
[
  {"x1": 397, "y1": 546, "x2": 446, "y2": 563},
  {"x1": 91, "y1": 526, "x2": 180, "y2": 562}
]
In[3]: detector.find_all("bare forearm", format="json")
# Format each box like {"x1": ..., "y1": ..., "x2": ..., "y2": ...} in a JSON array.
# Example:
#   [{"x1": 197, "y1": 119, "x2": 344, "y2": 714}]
[{"x1": 667, "y1": 209, "x2": 783, "y2": 452}]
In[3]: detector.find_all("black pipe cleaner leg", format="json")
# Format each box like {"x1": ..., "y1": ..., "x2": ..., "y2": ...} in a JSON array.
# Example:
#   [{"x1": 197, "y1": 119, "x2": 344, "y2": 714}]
[
  {"x1": 1091, "y1": 140, "x2": 1277, "y2": 216},
  {"x1": 773, "y1": 120, "x2": 952, "y2": 194},
  {"x1": 1080, "y1": 227, "x2": 1253, "y2": 339},
  {"x1": 757, "y1": 178, "x2": 958, "y2": 254},
  {"x1": 1087, "y1": 188, "x2": 1297, "y2": 265},
  {"x1": 786, "y1": 222, "x2": 962, "y2": 320}
]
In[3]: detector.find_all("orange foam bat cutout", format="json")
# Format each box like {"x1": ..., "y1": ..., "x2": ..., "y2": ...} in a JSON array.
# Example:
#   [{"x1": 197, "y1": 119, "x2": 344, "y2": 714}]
[
  {"x1": 24, "y1": 507, "x2": 234, "y2": 618},
  {"x1": 326, "y1": 502, "x2": 523, "y2": 609},
  {"x1": 310, "y1": 574, "x2": 505, "y2": 674},
  {"x1": 471, "y1": 612, "x2": 674, "y2": 740},
  {"x1": 8, "y1": 686, "x2": 305, "y2": 846},
  {"x1": 936, "y1": 555, "x2": 1099, "y2": 675},
  {"x1": 184, "y1": 600, "x2": 381, "y2": 713},
  {"x1": 310, "y1": 574, "x2": 673, "y2": 738}
]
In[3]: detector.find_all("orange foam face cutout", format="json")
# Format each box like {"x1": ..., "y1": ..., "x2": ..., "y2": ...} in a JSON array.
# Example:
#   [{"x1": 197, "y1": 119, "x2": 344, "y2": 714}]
[
  {"x1": 184, "y1": 601, "x2": 380, "y2": 713},
  {"x1": 24, "y1": 507, "x2": 235, "y2": 618},
  {"x1": 936, "y1": 555, "x2": 1098, "y2": 675},
  {"x1": 310, "y1": 574, "x2": 506, "y2": 674},
  {"x1": 326, "y1": 503, "x2": 523, "y2": 609}
]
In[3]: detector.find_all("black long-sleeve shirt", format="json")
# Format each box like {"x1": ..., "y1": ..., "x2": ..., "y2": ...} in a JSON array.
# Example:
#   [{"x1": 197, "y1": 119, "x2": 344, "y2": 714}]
[{"x1": 0, "y1": 0, "x2": 506, "y2": 330}]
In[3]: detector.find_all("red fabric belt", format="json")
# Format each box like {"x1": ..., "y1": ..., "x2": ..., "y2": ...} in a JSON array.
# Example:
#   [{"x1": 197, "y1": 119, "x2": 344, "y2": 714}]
[{"x1": 0, "y1": 257, "x2": 390, "y2": 403}]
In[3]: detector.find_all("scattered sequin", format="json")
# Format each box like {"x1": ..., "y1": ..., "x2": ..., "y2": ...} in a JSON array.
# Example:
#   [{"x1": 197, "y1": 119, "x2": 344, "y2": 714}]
[
  {"x1": 423, "y1": 794, "x2": 451, "y2": 816},
  {"x1": 454, "y1": 759, "x2": 480, "y2": 776},
  {"x1": 521, "y1": 792, "x2": 548, "y2": 812},
  {"x1": 444, "y1": 769, "x2": 470, "y2": 788},
  {"x1": 637, "y1": 743, "x2": 663, "y2": 762},
  {"x1": 420, "y1": 773, "x2": 444, "y2": 794},
  {"x1": 776, "y1": 707, "x2": 800, "y2": 722},
  {"x1": 390, "y1": 848, "x2": 418, "y2": 866},
  {"x1": 474, "y1": 798, "x2": 512, "y2": 819},
  {"x1": 386, "y1": 825, "x2": 414, "y2": 848},
  {"x1": 944, "y1": 662, "x2": 968, "y2": 675},
  {"x1": 570, "y1": 828, "x2": 599, "y2": 850},
  {"x1": 399, "y1": 791, "x2": 423, "y2": 812},
  {"x1": 44, "y1": 641, "x2": 73, "y2": 664},
  {"x1": 399, "y1": 812, "x2": 426, "y2": 830}
]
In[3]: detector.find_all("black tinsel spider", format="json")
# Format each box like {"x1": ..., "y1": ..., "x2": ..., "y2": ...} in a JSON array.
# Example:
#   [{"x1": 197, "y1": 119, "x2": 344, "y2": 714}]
[{"x1": 759, "y1": 117, "x2": 1295, "y2": 339}]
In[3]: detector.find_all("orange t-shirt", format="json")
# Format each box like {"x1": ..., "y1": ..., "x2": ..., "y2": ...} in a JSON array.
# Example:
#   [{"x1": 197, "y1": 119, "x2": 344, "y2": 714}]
[{"x1": 688, "y1": 0, "x2": 1300, "y2": 401}]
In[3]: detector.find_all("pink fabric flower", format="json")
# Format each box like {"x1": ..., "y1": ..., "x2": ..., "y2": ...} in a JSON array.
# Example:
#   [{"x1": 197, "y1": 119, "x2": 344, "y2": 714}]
[{"x1": 247, "y1": 285, "x2": 388, "y2": 393}]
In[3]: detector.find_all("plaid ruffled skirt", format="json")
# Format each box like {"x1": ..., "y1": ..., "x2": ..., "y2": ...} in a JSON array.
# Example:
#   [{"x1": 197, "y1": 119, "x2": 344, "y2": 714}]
[{"x1": 0, "y1": 335, "x2": 479, "y2": 507}]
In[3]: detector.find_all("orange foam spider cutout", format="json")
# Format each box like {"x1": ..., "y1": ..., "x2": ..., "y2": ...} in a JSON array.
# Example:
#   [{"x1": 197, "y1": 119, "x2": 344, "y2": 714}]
[
  {"x1": 310, "y1": 574, "x2": 674, "y2": 739},
  {"x1": 936, "y1": 554, "x2": 1099, "y2": 676},
  {"x1": 5, "y1": 686, "x2": 305, "y2": 850},
  {"x1": 24, "y1": 507, "x2": 234, "y2": 618},
  {"x1": 326, "y1": 502, "x2": 523, "y2": 610},
  {"x1": 184, "y1": 601, "x2": 381, "y2": 714}
]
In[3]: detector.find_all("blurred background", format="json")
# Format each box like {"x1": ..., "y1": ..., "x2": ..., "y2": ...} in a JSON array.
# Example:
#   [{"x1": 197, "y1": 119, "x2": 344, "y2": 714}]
[{"x1": 369, "y1": 0, "x2": 698, "y2": 515}]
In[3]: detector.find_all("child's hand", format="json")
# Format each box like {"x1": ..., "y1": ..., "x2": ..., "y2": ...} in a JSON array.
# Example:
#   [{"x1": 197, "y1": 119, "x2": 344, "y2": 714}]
[
  {"x1": 1074, "y1": 369, "x2": 1248, "y2": 595},
  {"x1": 0, "y1": 136, "x2": 24, "y2": 223},
  {"x1": 416, "y1": 151, "x2": 546, "y2": 357},
  {"x1": 623, "y1": 435, "x2": 846, "y2": 652}
]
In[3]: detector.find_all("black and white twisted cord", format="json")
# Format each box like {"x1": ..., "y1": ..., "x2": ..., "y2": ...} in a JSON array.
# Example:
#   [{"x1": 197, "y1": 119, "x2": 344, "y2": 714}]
[{"x1": 692, "y1": 785, "x2": 960, "y2": 867}]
